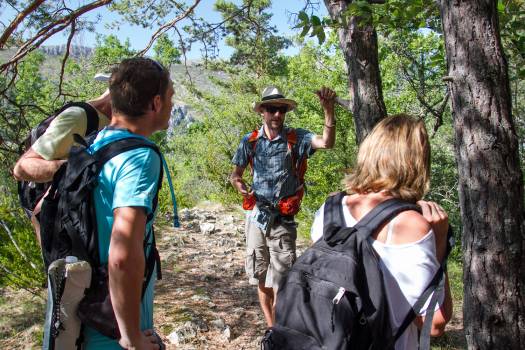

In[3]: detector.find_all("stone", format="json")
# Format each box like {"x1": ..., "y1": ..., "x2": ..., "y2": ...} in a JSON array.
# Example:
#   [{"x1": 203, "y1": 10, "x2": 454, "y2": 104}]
[
  {"x1": 199, "y1": 222, "x2": 215, "y2": 234},
  {"x1": 222, "y1": 326, "x2": 232, "y2": 341},
  {"x1": 223, "y1": 215, "x2": 235, "y2": 224},
  {"x1": 179, "y1": 208, "x2": 193, "y2": 220},
  {"x1": 167, "y1": 321, "x2": 199, "y2": 345},
  {"x1": 210, "y1": 318, "x2": 225, "y2": 330}
]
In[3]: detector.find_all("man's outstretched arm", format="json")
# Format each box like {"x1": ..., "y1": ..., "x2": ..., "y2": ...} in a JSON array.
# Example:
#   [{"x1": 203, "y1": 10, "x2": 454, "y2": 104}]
[{"x1": 311, "y1": 87, "x2": 337, "y2": 150}]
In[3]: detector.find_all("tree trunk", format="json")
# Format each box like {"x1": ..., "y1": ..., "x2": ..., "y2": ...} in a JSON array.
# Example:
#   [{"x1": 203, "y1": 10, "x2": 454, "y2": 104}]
[
  {"x1": 439, "y1": 1, "x2": 525, "y2": 348},
  {"x1": 323, "y1": 0, "x2": 387, "y2": 144}
]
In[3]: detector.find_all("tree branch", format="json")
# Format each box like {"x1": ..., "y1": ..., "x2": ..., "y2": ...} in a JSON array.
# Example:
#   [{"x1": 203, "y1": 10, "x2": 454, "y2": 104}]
[
  {"x1": 0, "y1": 0, "x2": 45, "y2": 49},
  {"x1": 0, "y1": 263, "x2": 43, "y2": 299},
  {"x1": 56, "y1": 18, "x2": 76, "y2": 100},
  {"x1": 136, "y1": 0, "x2": 202, "y2": 57},
  {"x1": 0, "y1": 220, "x2": 38, "y2": 271},
  {"x1": 0, "y1": 0, "x2": 113, "y2": 73},
  {"x1": 174, "y1": 26, "x2": 194, "y2": 86}
]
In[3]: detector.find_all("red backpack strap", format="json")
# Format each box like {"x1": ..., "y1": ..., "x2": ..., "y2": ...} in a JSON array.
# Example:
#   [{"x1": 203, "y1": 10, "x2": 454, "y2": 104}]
[
  {"x1": 286, "y1": 128, "x2": 307, "y2": 184},
  {"x1": 247, "y1": 130, "x2": 259, "y2": 175}
]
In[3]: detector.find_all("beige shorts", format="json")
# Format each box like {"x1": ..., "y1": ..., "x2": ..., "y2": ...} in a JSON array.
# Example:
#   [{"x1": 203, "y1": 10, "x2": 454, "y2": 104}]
[{"x1": 244, "y1": 216, "x2": 297, "y2": 290}]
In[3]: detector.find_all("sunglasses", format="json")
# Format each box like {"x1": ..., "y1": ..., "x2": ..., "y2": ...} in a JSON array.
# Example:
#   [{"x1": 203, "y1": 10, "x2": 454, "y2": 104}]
[
  {"x1": 264, "y1": 105, "x2": 288, "y2": 114},
  {"x1": 150, "y1": 59, "x2": 167, "y2": 97}
]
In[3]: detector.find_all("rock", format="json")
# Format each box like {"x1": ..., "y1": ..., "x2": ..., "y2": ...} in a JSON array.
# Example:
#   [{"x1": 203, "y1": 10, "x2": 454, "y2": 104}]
[
  {"x1": 222, "y1": 326, "x2": 232, "y2": 341},
  {"x1": 210, "y1": 318, "x2": 225, "y2": 330},
  {"x1": 191, "y1": 294, "x2": 211, "y2": 302},
  {"x1": 179, "y1": 208, "x2": 193, "y2": 221},
  {"x1": 223, "y1": 215, "x2": 235, "y2": 225},
  {"x1": 193, "y1": 317, "x2": 209, "y2": 331},
  {"x1": 199, "y1": 222, "x2": 215, "y2": 234},
  {"x1": 168, "y1": 321, "x2": 199, "y2": 345}
]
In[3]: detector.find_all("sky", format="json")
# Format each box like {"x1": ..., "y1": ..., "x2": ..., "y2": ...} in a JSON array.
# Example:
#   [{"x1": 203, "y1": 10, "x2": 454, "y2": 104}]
[{"x1": 1, "y1": 1, "x2": 327, "y2": 60}]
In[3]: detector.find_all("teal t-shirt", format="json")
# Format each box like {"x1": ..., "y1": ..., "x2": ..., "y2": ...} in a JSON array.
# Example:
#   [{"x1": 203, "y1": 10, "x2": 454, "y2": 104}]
[{"x1": 83, "y1": 128, "x2": 160, "y2": 349}]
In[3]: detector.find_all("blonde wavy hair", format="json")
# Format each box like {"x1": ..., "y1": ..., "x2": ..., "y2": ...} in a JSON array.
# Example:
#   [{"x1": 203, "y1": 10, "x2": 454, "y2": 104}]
[{"x1": 344, "y1": 114, "x2": 430, "y2": 202}]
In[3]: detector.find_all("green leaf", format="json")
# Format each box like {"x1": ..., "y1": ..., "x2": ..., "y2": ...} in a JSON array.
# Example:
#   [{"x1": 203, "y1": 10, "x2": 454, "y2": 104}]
[
  {"x1": 311, "y1": 15, "x2": 321, "y2": 26},
  {"x1": 497, "y1": 1, "x2": 505, "y2": 13},
  {"x1": 298, "y1": 10, "x2": 308, "y2": 23},
  {"x1": 300, "y1": 24, "x2": 311, "y2": 37},
  {"x1": 317, "y1": 30, "x2": 326, "y2": 45}
]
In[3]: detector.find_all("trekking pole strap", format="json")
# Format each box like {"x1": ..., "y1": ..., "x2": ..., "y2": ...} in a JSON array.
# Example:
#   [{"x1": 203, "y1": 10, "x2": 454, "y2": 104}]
[{"x1": 160, "y1": 155, "x2": 180, "y2": 227}]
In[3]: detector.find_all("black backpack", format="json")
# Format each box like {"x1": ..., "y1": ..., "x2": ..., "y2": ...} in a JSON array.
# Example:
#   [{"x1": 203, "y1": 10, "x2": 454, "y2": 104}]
[
  {"x1": 17, "y1": 102, "x2": 99, "y2": 217},
  {"x1": 40, "y1": 135, "x2": 163, "y2": 346},
  {"x1": 262, "y1": 192, "x2": 452, "y2": 350}
]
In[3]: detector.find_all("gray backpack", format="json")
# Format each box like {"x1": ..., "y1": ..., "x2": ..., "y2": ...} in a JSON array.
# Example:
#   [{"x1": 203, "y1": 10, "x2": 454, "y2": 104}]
[{"x1": 262, "y1": 192, "x2": 453, "y2": 350}]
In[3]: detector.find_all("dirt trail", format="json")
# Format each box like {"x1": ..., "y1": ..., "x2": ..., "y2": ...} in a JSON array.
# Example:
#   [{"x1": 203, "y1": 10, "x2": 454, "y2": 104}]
[{"x1": 153, "y1": 202, "x2": 308, "y2": 349}]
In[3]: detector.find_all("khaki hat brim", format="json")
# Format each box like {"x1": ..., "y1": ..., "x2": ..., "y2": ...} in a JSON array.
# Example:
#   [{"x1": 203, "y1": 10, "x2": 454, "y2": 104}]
[{"x1": 253, "y1": 98, "x2": 297, "y2": 113}]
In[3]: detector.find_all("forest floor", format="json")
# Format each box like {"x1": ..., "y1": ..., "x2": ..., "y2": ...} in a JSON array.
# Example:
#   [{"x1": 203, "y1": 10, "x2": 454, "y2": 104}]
[{"x1": 0, "y1": 202, "x2": 466, "y2": 349}]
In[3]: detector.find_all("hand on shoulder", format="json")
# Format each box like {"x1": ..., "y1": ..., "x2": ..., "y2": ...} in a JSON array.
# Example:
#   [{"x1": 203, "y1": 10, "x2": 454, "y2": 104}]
[
  {"x1": 390, "y1": 210, "x2": 432, "y2": 244},
  {"x1": 417, "y1": 200, "x2": 449, "y2": 238},
  {"x1": 417, "y1": 200, "x2": 449, "y2": 262}
]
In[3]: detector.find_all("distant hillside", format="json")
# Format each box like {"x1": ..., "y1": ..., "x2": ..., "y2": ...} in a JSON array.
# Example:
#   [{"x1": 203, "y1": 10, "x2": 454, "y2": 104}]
[
  {"x1": 1, "y1": 47, "x2": 230, "y2": 131},
  {"x1": 40, "y1": 45, "x2": 93, "y2": 58}
]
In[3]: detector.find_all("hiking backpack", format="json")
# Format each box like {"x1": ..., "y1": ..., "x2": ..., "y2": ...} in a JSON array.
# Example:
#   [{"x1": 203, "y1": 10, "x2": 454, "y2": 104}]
[
  {"x1": 17, "y1": 102, "x2": 99, "y2": 217},
  {"x1": 39, "y1": 135, "x2": 163, "y2": 349},
  {"x1": 242, "y1": 128, "x2": 308, "y2": 215},
  {"x1": 262, "y1": 192, "x2": 453, "y2": 350}
]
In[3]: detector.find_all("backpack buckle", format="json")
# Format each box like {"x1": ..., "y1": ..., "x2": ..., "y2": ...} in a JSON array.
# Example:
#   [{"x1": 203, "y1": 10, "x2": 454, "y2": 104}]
[{"x1": 332, "y1": 287, "x2": 346, "y2": 304}]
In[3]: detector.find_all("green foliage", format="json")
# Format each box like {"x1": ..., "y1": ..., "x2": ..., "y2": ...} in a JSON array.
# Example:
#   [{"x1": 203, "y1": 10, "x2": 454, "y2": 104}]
[
  {"x1": 0, "y1": 193, "x2": 45, "y2": 290},
  {"x1": 91, "y1": 34, "x2": 136, "y2": 69},
  {"x1": 153, "y1": 34, "x2": 182, "y2": 69},
  {"x1": 214, "y1": 0, "x2": 291, "y2": 77},
  {"x1": 498, "y1": 1, "x2": 525, "y2": 169},
  {"x1": 165, "y1": 40, "x2": 354, "y2": 238}
]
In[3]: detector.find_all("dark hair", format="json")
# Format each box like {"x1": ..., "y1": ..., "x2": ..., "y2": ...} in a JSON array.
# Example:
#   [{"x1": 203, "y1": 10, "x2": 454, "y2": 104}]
[{"x1": 109, "y1": 57, "x2": 170, "y2": 118}]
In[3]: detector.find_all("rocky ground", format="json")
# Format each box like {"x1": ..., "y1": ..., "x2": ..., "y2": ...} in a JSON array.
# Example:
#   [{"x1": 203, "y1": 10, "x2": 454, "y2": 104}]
[
  {"x1": 154, "y1": 202, "x2": 309, "y2": 349},
  {"x1": 0, "y1": 202, "x2": 465, "y2": 349}
]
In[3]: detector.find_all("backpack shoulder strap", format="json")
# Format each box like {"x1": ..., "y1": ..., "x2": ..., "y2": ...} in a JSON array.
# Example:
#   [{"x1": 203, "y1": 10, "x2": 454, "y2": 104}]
[
  {"x1": 286, "y1": 128, "x2": 297, "y2": 145},
  {"x1": 65, "y1": 102, "x2": 99, "y2": 136},
  {"x1": 248, "y1": 129, "x2": 259, "y2": 143},
  {"x1": 94, "y1": 137, "x2": 164, "y2": 287},
  {"x1": 322, "y1": 191, "x2": 347, "y2": 235},
  {"x1": 94, "y1": 137, "x2": 160, "y2": 166},
  {"x1": 94, "y1": 137, "x2": 163, "y2": 222},
  {"x1": 247, "y1": 130, "x2": 259, "y2": 173},
  {"x1": 353, "y1": 198, "x2": 420, "y2": 240}
]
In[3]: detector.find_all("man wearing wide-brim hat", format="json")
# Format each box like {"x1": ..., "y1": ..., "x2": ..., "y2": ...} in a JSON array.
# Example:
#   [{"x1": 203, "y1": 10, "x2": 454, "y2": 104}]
[{"x1": 230, "y1": 85, "x2": 337, "y2": 327}]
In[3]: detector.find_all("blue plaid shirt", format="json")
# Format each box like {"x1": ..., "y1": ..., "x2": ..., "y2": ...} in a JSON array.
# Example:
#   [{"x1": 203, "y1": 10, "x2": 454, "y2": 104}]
[{"x1": 232, "y1": 126, "x2": 315, "y2": 204}]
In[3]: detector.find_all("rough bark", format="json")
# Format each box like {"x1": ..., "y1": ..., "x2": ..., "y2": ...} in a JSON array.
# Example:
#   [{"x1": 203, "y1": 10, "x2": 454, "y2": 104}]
[
  {"x1": 439, "y1": 1, "x2": 525, "y2": 348},
  {"x1": 323, "y1": 0, "x2": 387, "y2": 144}
]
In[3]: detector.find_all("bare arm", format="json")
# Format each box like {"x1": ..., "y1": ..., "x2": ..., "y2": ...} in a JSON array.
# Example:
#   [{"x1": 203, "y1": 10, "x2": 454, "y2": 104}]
[
  {"x1": 311, "y1": 87, "x2": 336, "y2": 150},
  {"x1": 414, "y1": 273, "x2": 453, "y2": 337},
  {"x1": 230, "y1": 165, "x2": 252, "y2": 197},
  {"x1": 415, "y1": 200, "x2": 453, "y2": 336},
  {"x1": 13, "y1": 148, "x2": 65, "y2": 182},
  {"x1": 109, "y1": 207, "x2": 159, "y2": 350}
]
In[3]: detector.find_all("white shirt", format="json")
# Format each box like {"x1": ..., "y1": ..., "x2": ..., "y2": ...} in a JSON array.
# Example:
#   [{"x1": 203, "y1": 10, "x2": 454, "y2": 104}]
[{"x1": 310, "y1": 196, "x2": 443, "y2": 350}]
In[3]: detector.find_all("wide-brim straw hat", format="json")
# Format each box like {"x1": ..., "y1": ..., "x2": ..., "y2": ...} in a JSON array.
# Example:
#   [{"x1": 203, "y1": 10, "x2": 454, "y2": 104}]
[{"x1": 253, "y1": 86, "x2": 297, "y2": 113}]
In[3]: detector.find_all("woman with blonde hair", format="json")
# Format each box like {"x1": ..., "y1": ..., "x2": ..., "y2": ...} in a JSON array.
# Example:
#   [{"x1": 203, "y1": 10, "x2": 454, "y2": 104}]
[{"x1": 310, "y1": 114, "x2": 453, "y2": 349}]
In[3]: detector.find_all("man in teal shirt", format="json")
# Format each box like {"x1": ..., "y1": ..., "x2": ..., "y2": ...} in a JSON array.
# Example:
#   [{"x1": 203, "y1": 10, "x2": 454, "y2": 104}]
[{"x1": 84, "y1": 57, "x2": 173, "y2": 349}]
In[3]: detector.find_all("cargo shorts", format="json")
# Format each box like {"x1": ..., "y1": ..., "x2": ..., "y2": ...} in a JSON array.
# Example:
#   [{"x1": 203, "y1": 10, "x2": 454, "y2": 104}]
[{"x1": 244, "y1": 214, "x2": 297, "y2": 290}]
